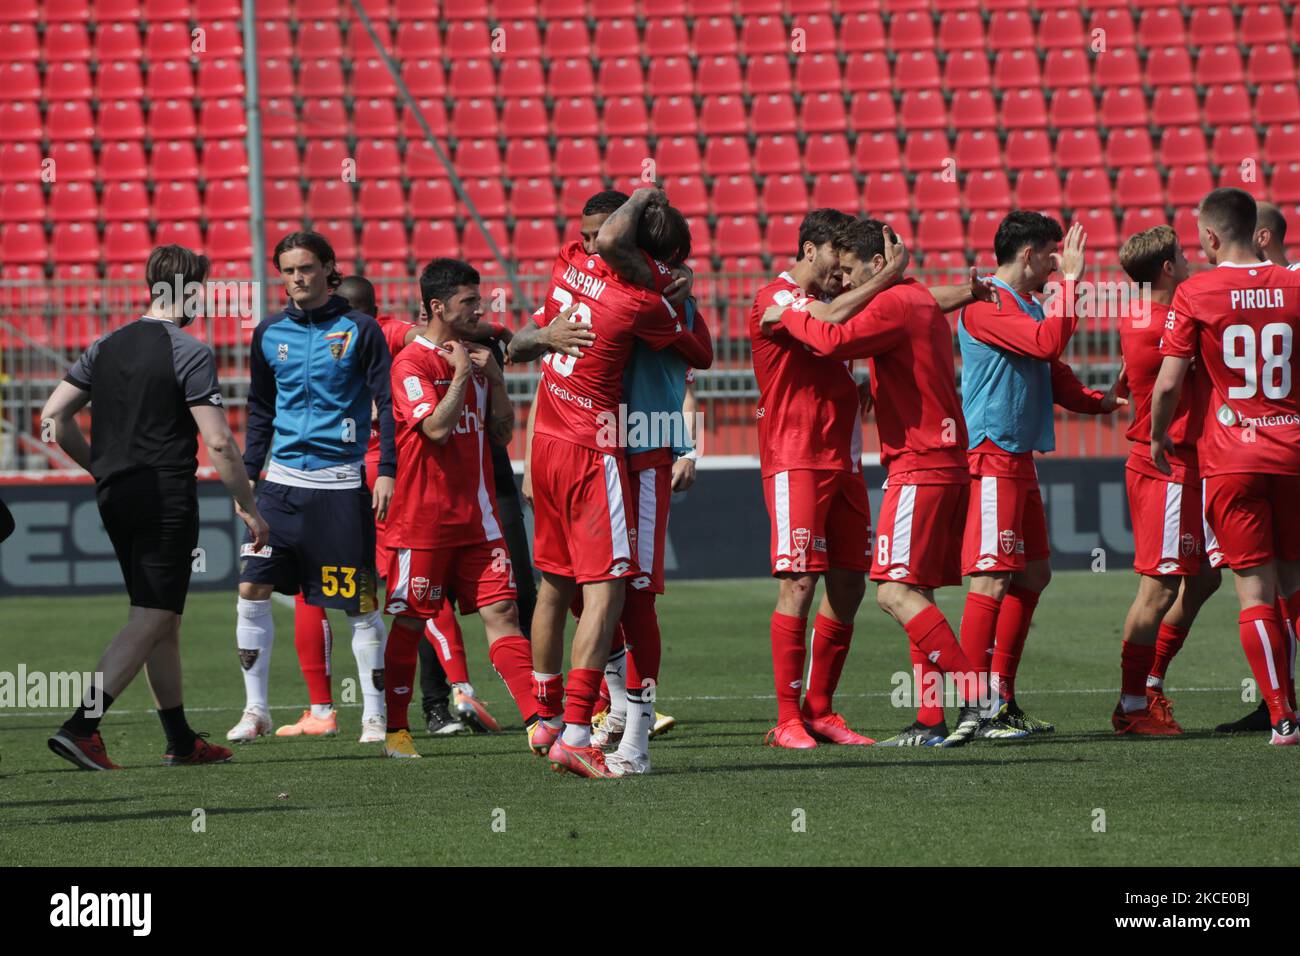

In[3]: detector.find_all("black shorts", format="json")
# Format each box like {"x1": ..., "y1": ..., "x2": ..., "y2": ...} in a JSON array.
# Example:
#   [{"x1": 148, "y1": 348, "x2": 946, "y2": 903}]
[
  {"x1": 97, "y1": 472, "x2": 199, "y2": 614},
  {"x1": 239, "y1": 481, "x2": 378, "y2": 614}
]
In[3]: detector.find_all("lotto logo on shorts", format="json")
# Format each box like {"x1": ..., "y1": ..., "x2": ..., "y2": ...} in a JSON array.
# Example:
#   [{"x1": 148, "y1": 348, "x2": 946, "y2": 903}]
[
  {"x1": 975, "y1": 556, "x2": 998, "y2": 571},
  {"x1": 631, "y1": 575, "x2": 652, "y2": 590},
  {"x1": 240, "y1": 543, "x2": 272, "y2": 558},
  {"x1": 775, "y1": 557, "x2": 792, "y2": 572},
  {"x1": 1157, "y1": 561, "x2": 1181, "y2": 574},
  {"x1": 888, "y1": 567, "x2": 909, "y2": 580},
  {"x1": 610, "y1": 561, "x2": 631, "y2": 576}
]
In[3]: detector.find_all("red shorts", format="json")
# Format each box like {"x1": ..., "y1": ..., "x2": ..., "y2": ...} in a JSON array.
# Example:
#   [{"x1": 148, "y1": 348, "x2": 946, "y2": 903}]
[
  {"x1": 762, "y1": 469, "x2": 872, "y2": 575},
  {"x1": 1203, "y1": 473, "x2": 1300, "y2": 569},
  {"x1": 961, "y1": 474, "x2": 1050, "y2": 574},
  {"x1": 1126, "y1": 468, "x2": 1206, "y2": 576},
  {"x1": 872, "y1": 480, "x2": 968, "y2": 589},
  {"x1": 531, "y1": 433, "x2": 638, "y2": 584},
  {"x1": 364, "y1": 449, "x2": 390, "y2": 578},
  {"x1": 383, "y1": 542, "x2": 517, "y2": 619},
  {"x1": 629, "y1": 462, "x2": 672, "y2": 594}
]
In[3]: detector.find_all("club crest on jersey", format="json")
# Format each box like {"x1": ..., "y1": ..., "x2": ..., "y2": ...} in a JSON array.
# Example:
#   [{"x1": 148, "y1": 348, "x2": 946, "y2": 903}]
[
  {"x1": 277, "y1": 343, "x2": 288, "y2": 362},
  {"x1": 1180, "y1": 533, "x2": 1195, "y2": 557},
  {"x1": 999, "y1": 530, "x2": 1016, "y2": 555},
  {"x1": 411, "y1": 576, "x2": 430, "y2": 601},
  {"x1": 324, "y1": 329, "x2": 353, "y2": 361},
  {"x1": 792, "y1": 528, "x2": 811, "y2": 554}
]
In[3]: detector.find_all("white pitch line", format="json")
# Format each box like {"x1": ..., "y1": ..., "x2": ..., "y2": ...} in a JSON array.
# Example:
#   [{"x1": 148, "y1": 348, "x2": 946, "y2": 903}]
[{"x1": 0, "y1": 686, "x2": 1239, "y2": 719}]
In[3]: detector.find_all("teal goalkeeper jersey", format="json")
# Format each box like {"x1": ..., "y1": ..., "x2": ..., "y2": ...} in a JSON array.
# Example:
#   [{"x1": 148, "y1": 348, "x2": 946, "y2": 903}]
[{"x1": 622, "y1": 298, "x2": 697, "y2": 468}]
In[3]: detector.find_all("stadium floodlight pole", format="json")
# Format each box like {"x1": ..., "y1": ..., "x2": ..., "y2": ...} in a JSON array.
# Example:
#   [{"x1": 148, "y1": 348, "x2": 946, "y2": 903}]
[
  {"x1": 347, "y1": 0, "x2": 531, "y2": 314},
  {"x1": 242, "y1": 0, "x2": 268, "y2": 332}
]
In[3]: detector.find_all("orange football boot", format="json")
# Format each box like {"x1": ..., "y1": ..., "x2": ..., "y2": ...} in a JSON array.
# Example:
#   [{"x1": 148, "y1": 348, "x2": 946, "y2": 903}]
[
  {"x1": 275, "y1": 709, "x2": 339, "y2": 737},
  {"x1": 765, "y1": 716, "x2": 818, "y2": 749},
  {"x1": 547, "y1": 738, "x2": 617, "y2": 778}
]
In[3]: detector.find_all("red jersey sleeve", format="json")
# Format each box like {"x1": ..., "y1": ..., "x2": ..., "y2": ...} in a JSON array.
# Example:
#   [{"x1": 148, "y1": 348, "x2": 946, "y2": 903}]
[
  {"x1": 392, "y1": 351, "x2": 443, "y2": 426},
  {"x1": 961, "y1": 292, "x2": 1079, "y2": 360},
  {"x1": 380, "y1": 317, "x2": 412, "y2": 357},
  {"x1": 778, "y1": 295, "x2": 908, "y2": 360},
  {"x1": 1160, "y1": 285, "x2": 1199, "y2": 358},
  {"x1": 1050, "y1": 360, "x2": 1107, "y2": 413}
]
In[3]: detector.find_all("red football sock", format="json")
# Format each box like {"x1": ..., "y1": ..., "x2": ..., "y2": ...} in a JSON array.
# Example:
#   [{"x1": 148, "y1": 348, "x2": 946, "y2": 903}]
[
  {"x1": 909, "y1": 644, "x2": 945, "y2": 726},
  {"x1": 488, "y1": 635, "x2": 537, "y2": 722},
  {"x1": 905, "y1": 603, "x2": 979, "y2": 706},
  {"x1": 1239, "y1": 605, "x2": 1293, "y2": 723},
  {"x1": 803, "y1": 614, "x2": 853, "y2": 719},
  {"x1": 770, "y1": 612, "x2": 808, "y2": 723},
  {"x1": 959, "y1": 591, "x2": 1001, "y2": 678},
  {"x1": 1121, "y1": 641, "x2": 1157, "y2": 702},
  {"x1": 532, "y1": 673, "x2": 564, "y2": 720},
  {"x1": 598, "y1": 677, "x2": 611, "y2": 708},
  {"x1": 425, "y1": 603, "x2": 469, "y2": 686},
  {"x1": 622, "y1": 589, "x2": 661, "y2": 690},
  {"x1": 293, "y1": 594, "x2": 333, "y2": 705},
  {"x1": 991, "y1": 584, "x2": 1039, "y2": 700},
  {"x1": 384, "y1": 621, "x2": 420, "y2": 732},
  {"x1": 1149, "y1": 623, "x2": 1188, "y2": 685},
  {"x1": 1282, "y1": 592, "x2": 1300, "y2": 711},
  {"x1": 563, "y1": 667, "x2": 604, "y2": 727}
]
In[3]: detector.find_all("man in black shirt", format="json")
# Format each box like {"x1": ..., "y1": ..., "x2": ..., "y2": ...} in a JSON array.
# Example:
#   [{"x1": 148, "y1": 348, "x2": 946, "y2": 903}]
[{"x1": 41, "y1": 244, "x2": 269, "y2": 770}]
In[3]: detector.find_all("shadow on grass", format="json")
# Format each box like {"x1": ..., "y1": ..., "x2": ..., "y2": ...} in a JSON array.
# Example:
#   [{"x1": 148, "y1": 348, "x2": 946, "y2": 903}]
[
  {"x1": 654, "y1": 755, "x2": 1091, "y2": 774},
  {"x1": 0, "y1": 795, "x2": 138, "y2": 809},
  {"x1": 31, "y1": 805, "x2": 301, "y2": 826}
]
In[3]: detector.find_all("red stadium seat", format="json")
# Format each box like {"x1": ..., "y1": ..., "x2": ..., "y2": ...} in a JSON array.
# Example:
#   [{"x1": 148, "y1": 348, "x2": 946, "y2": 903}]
[
  {"x1": 346, "y1": 19, "x2": 391, "y2": 61},
  {"x1": 1118, "y1": 207, "x2": 1167, "y2": 238},
  {"x1": 954, "y1": 130, "x2": 1003, "y2": 170},
  {"x1": 559, "y1": 177, "x2": 603, "y2": 217},
  {"x1": 1217, "y1": 165, "x2": 1266, "y2": 199},
  {"x1": 849, "y1": 91, "x2": 897, "y2": 133},
  {"x1": 1196, "y1": 46, "x2": 1245, "y2": 86},
  {"x1": 902, "y1": 130, "x2": 950, "y2": 172},
  {"x1": 504, "y1": 138, "x2": 552, "y2": 178},
  {"x1": 601, "y1": 95, "x2": 649, "y2": 137},
  {"x1": 653, "y1": 135, "x2": 703, "y2": 178},
  {"x1": 203, "y1": 20, "x2": 244, "y2": 58},
  {"x1": 1106, "y1": 127, "x2": 1155, "y2": 168},
  {"x1": 995, "y1": 49, "x2": 1043, "y2": 89},
  {"x1": 898, "y1": 90, "x2": 946, "y2": 130},
  {"x1": 1013, "y1": 169, "x2": 1064, "y2": 209},
  {"x1": 0, "y1": 182, "x2": 43, "y2": 224},
  {"x1": 46, "y1": 100, "x2": 95, "y2": 141},
  {"x1": 795, "y1": 55, "x2": 842, "y2": 93},
  {"x1": 804, "y1": 133, "x2": 852, "y2": 175},
  {"x1": 1056, "y1": 129, "x2": 1104, "y2": 169},
  {"x1": 352, "y1": 59, "x2": 398, "y2": 98},
  {"x1": 261, "y1": 180, "x2": 304, "y2": 220},
  {"x1": 396, "y1": 25, "x2": 442, "y2": 64},
  {"x1": 1003, "y1": 129, "x2": 1055, "y2": 170},
  {"x1": 1043, "y1": 48, "x2": 1089, "y2": 88},
  {"x1": 514, "y1": 219, "x2": 560, "y2": 262},
  {"x1": 1203, "y1": 85, "x2": 1253, "y2": 127},
  {"x1": 358, "y1": 180, "x2": 406, "y2": 220},
  {"x1": 917, "y1": 210, "x2": 965, "y2": 251},
  {"x1": 1094, "y1": 47, "x2": 1142, "y2": 88},
  {"x1": 45, "y1": 142, "x2": 95, "y2": 182},
  {"x1": 889, "y1": 10, "x2": 936, "y2": 50},
  {"x1": 599, "y1": 58, "x2": 646, "y2": 97},
  {"x1": 351, "y1": 100, "x2": 398, "y2": 139},
  {"x1": 853, "y1": 131, "x2": 902, "y2": 173},
  {"x1": 652, "y1": 96, "x2": 699, "y2": 136},
  {"x1": 1188, "y1": 6, "x2": 1237, "y2": 46},
  {"x1": 763, "y1": 215, "x2": 801, "y2": 259},
  {"x1": 258, "y1": 97, "x2": 298, "y2": 138},
  {"x1": 745, "y1": 54, "x2": 794, "y2": 96},
  {"x1": 201, "y1": 140, "x2": 248, "y2": 180},
  {"x1": 495, "y1": 19, "x2": 541, "y2": 58},
  {"x1": 409, "y1": 179, "x2": 455, "y2": 217},
  {"x1": 553, "y1": 137, "x2": 601, "y2": 177},
  {"x1": 460, "y1": 220, "x2": 509, "y2": 265},
  {"x1": 150, "y1": 140, "x2": 199, "y2": 181},
  {"x1": 646, "y1": 56, "x2": 695, "y2": 96},
  {"x1": 793, "y1": 14, "x2": 838, "y2": 53},
  {"x1": 100, "y1": 100, "x2": 147, "y2": 140},
  {"x1": 1114, "y1": 166, "x2": 1164, "y2": 208},
  {"x1": 1159, "y1": 126, "x2": 1206, "y2": 167},
  {"x1": 1144, "y1": 47, "x2": 1194, "y2": 87},
  {"x1": 45, "y1": 22, "x2": 91, "y2": 62},
  {"x1": 1211, "y1": 126, "x2": 1260, "y2": 167},
  {"x1": 502, "y1": 98, "x2": 552, "y2": 138},
  {"x1": 760, "y1": 175, "x2": 810, "y2": 216},
  {"x1": 300, "y1": 98, "x2": 347, "y2": 139},
  {"x1": 998, "y1": 88, "x2": 1048, "y2": 129},
  {"x1": 987, "y1": 9, "x2": 1035, "y2": 50},
  {"x1": 205, "y1": 179, "x2": 251, "y2": 219},
  {"x1": 1150, "y1": 87, "x2": 1200, "y2": 126},
  {"x1": 1089, "y1": 7, "x2": 1136, "y2": 47},
  {"x1": 1172, "y1": 207, "x2": 1200, "y2": 249},
  {"x1": 100, "y1": 141, "x2": 147, "y2": 181},
  {"x1": 444, "y1": 21, "x2": 492, "y2": 59},
  {"x1": 257, "y1": 58, "x2": 295, "y2": 98},
  {"x1": 843, "y1": 51, "x2": 893, "y2": 92},
  {"x1": 712, "y1": 175, "x2": 759, "y2": 216},
  {"x1": 692, "y1": 17, "x2": 739, "y2": 56},
  {"x1": 1241, "y1": 4, "x2": 1290, "y2": 45},
  {"x1": 800, "y1": 93, "x2": 847, "y2": 134},
  {"x1": 1064, "y1": 168, "x2": 1114, "y2": 208},
  {"x1": 643, "y1": 18, "x2": 688, "y2": 56},
  {"x1": 400, "y1": 98, "x2": 448, "y2": 138},
  {"x1": 307, "y1": 180, "x2": 355, "y2": 221},
  {"x1": 303, "y1": 139, "x2": 348, "y2": 179},
  {"x1": 1099, "y1": 88, "x2": 1149, "y2": 129},
  {"x1": 1037, "y1": 9, "x2": 1084, "y2": 48},
  {"x1": 1257, "y1": 85, "x2": 1300, "y2": 126},
  {"x1": 449, "y1": 59, "x2": 496, "y2": 99},
  {"x1": 864, "y1": 172, "x2": 910, "y2": 212},
  {"x1": 96, "y1": 21, "x2": 143, "y2": 61},
  {"x1": 1049, "y1": 88, "x2": 1098, "y2": 129},
  {"x1": 699, "y1": 95, "x2": 748, "y2": 136},
  {"x1": 715, "y1": 216, "x2": 762, "y2": 256},
  {"x1": 454, "y1": 139, "x2": 502, "y2": 178},
  {"x1": 154, "y1": 219, "x2": 203, "y2": 251},
  {"x1": 593, "y1": 18, "x2": 639, "y2": 58},
  {"x1": 1165, "y1": 165, "x2": 1214, "y2": 206},
  {"x1": 605, "y1": 136, "x2": 651, "y2": 178},
  {"x1": 1248, "y1": 45, "x2": 1296, "y2": 85},
  {"x1": 936, "y1": 11, "x2": 985, "y2": 51},
  {"x1": 753, "y1": 135, "x2": 802, "y2": 175},
  {"x1": 704, "y1": 136, "x2": 753, "y2": 177},
  {"x1": 199, "y1": 98, "x2": 247, "y2": 139},
  {"x1": 144, "y1": 21, "x2": 192, "y2": 61},
  {"x1": 914, "y1": 173, "x2": 962, "y2": 212},
  {"x1": 103, "y1": 222, "x2": 152, "y2": 263},
  {"x1": 510, "y1": 178, "x2": 558, "y2": 218},
  {"x1": 549, "y1": 58, "x2": 595, "y2": 98},
  {"x1": 255, "y1": 20, "x2": 293, "y2": 58},
  {"x1": 1271, "y1": 164, "x2": 1300, "y2": 203},
  {"x1": 894, "y1": 51, "x2": 942, "y2": 91},
  {"x1": 966, "y1": 170, "x2": 1012, "y2": 210},
  {"x1": 358, "y1": 221, "x2": 409, "y2": 264},
  {"x1": 544, "y1": 19, "x2": 591, "y2": 60},
  {"x1": 44, "y1": 0, "x2": 94, "y2": 20},
  {"x1": 42, "y1": 62, "x2": 91, "y2": 101},
  {"x1": 0, "y1": 22, "x2": 39, "y2": 62},
  {"x1": 1137, "y1": 10, "x2": 1186, "y2": 49},
  {"x1": 2, "y1": 222, "x2": 48, "y2": 264},
  {"x1": 1072, "y1": 209, "x2": 1118, "y2": 249},
  {"x1": 695, "y1": 56, "x2": 742, "y2": 95},
  {"x1": 452, "y1": 99, "x2": 499, "y2": 139},
  {"x1": 950, "y1": 89, "x2": 997, "y2": 130},
  {"x1": 1265, "y1": 124, "x2": 1300, "y2": 164},
  {"x1": 943, "y1": 50, "x2": 991, "y2": 90}
]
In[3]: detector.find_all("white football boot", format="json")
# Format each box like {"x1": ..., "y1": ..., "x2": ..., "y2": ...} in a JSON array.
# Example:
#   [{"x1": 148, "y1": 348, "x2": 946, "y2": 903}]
[
  {"x1": 359, "y1": 714, "x2": 386, "y2": 743},
  {"x1": 226, "y1": 706, "x2": 272, "y2": 742}
]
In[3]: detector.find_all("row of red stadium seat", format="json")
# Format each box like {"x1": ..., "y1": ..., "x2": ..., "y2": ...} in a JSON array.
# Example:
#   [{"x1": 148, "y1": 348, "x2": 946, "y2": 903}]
[{"x1": 6, "y1": 8, "x2": 1300, "y2": 64}]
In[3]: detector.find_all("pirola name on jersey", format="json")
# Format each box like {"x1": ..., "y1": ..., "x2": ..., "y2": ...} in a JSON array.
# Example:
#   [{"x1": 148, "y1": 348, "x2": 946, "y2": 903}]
[{"x1": 1230, "y1": 288, "x2": 1286, "y2": 309}]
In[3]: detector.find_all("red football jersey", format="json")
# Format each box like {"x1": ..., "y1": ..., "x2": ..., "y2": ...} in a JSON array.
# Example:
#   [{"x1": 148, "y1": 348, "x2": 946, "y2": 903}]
[
  {"x1": 532, "y1": 240, "x2": 693, "y2": 452},
  {"x1": 749, "y1": 272, "x2": 862, "y2": 477},
  {"x1": 1119, "y1": 298, "x2": 1197, "y2": 480},
  {"x1": 387, "y1": 336, "x2": 502, "y2": 549},
  {"x1": 1163, "y1": 262, "x2": 1300, "y2": 476},
  {"x1": 776, "y1": 278, "x2": 968, "y2": 476},
  {"x1": 367, "y1": 315, "x2": 414, "y2": 461}
]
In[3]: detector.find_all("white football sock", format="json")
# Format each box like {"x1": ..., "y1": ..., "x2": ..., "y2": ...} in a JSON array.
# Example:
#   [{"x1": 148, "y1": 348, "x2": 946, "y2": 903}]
[
  {"x1": 605, "y1": 646, "x2": 628, "y2": 719},
  {"x1": 310, "y1": 703, "x2": 334, "y2": 719},
  {"x1": 618, "y1": 686, "x2": 654, "y2": 761},
  {"x1": 1121, "y1": 694, "x2": 1148, "y2": 713},
  {"x1": 348, "y1": 611, "x2": 387, "y2": 721},
  {"x1": 236, "y1": 597, "x2": 274, "y2": 712},
  {"x1": 452, "y1": 681, "x2": 477, "y2": 698},
  {"x1": 562, "y1": 722, "x2": 591, "y2": 747}
]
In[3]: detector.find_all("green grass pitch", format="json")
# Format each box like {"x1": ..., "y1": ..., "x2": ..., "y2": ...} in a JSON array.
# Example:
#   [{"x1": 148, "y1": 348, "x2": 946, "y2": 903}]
[{"x1": 2, "y1": 571, "x2": 1296, "y2": 866}]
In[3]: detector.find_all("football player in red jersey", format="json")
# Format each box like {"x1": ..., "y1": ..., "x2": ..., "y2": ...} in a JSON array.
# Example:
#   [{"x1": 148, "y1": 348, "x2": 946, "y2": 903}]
[
  {"x1": 508, "y1": 188, "x2": 710, "y2": 778},
  {"x1": 749, "y1": 208, "x2": 884, "y2": 749},
  {"x1": 379, "y1": 259, "x2": 539, "y2": 758},
  {"x1": 1113, "y1": 226, "x2": 1222, "y2": 736},
  {"x1": 1153, "y1": 188, "x2": 1300, "y2": 745},
  {"x1": 275, "y1": 275, "x2": 424, "y2": 739}
]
